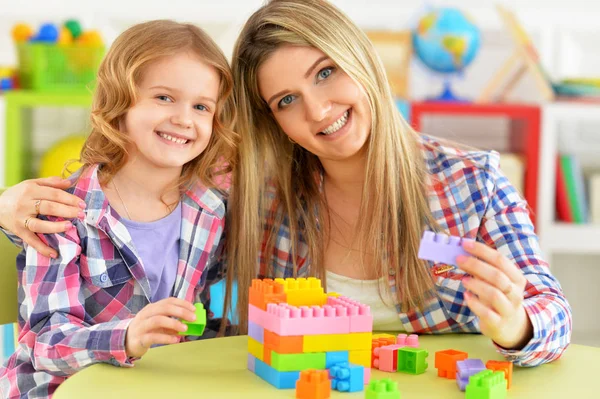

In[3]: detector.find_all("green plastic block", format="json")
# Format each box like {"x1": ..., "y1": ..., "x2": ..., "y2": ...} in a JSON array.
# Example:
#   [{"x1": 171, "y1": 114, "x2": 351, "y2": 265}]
[
  {"x1": 465, "y1": 369, "x2": 507, "y2": 399},
  {"x1": 365, "y1": 378, "x2": 401, "y2": 399},
  {"x1": 270, "y1": 351, "x2": 326, "y2": 372},
  {"x1": 179, "y1": 303, "x2": 206, "y2": 336},
  {"x1": 397, "y1": 347, "x2": 428, "y2": 375}
]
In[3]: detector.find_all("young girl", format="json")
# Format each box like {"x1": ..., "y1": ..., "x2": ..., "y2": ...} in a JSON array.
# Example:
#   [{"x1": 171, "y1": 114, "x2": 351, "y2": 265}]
[
  {"x1": 1, "y1": 0, "x2": 572, "y2": 370},
  {"x1": 0, "y1": 20, "x2": 235, "y2": 398}
]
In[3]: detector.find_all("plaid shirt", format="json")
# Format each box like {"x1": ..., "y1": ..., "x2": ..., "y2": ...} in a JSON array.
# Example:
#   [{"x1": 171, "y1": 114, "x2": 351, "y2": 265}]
[
  {"x1": 259, "y1": 135, "x2": 572, "y2": 367},
  {"x1": 0, "y1": 165, "x2": 226, "y2": 399}
]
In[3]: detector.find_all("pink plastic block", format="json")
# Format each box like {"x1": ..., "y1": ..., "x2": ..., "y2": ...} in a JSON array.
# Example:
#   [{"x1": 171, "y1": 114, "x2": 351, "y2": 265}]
[
  {"x1": 417, "y1": 231, "x2": 474, "y2": 266},
  {"x1": 375, "y1": 344, "x2": 402, "y2": 372},
  {"x1": 363, "y1": 367, "x2": 371, "y2": 385},
  {"x1": 396, "y1": 333, "x2": 419, "y2": 348},
  {"x1": 249, "y1": 303, "x2": 350, "y2": 336},
  {"x1": 327, "y1": 296, "x2": 373, "y2": 332}
]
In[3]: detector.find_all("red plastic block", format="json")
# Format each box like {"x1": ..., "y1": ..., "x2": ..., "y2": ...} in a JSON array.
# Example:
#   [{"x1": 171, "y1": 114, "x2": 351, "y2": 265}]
[
  {"x1": 434, "y1": 349, "x2": 468, "y2": 379},
  {"x1": 249, "y1": 279, "x2": 287, "y2": 311},
  {"x1": 296, "y1": 369, "x2": 331, "y2": 399},
  {"x1": 249, "y1": 303, "x2": 351, "y2": 336},
  {"x1": 327, "y1": 296, "x2": 373, "y2": 332},
  {"x1": 486, "y1": 360, "x2": 513, "y2": 389}
]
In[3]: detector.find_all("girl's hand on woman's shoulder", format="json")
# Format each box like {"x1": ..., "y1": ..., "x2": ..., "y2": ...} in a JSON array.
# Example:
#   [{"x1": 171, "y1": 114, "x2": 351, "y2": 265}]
[{"x1": 0, "y1": 176, "x2": 85, "y2": 258}]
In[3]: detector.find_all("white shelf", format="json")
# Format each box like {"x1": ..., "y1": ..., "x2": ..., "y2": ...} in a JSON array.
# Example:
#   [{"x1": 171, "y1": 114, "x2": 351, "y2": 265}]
[{"x1": 542, "y1": 223, "x2": 600, "y2": 254}]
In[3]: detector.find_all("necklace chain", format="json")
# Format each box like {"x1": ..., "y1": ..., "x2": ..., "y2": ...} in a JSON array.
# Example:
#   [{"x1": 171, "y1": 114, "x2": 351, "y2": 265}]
[{"x1": 113, "y1": 179, "x2": 133, "y2": 220}]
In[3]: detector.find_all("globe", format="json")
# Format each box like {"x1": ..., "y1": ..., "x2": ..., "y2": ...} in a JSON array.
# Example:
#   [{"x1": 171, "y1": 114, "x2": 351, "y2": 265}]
[{"x1": 412, "y1": 7, "x2": 481, "y2": 101}]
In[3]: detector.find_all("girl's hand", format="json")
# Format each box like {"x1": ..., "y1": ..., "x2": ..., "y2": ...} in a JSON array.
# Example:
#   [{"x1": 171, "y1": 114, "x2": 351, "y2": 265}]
[
  {"x1": 457, "y1": 240, "x2": 533, "y2": 350},
  {"x1": 125, "y1": 298, "x2": 197, "y2": 358},
  {"x1": 0, "y1": 177, "x2": 85, "y2": 258}
]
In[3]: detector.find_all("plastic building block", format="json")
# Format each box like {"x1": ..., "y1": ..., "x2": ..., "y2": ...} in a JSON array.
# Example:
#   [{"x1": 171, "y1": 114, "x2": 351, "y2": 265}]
[
  {"x1": 372, "y1": 333, "x2": 396, "y2": 341},
  {"x1": 327, "y1": 296, "x2": 373, "y2": 332},
  {"x1": 248, "y1": 354, "x2": 255, "y2": 372},
  {"x1": 263, "y1": 345, "x2": 272, "y2": 365},
  {"x1": 397, "y1": 347, "x2": 428, "y2": 375},
  {"x1": 456, "y1": 359, "x2": 486, "y2": 391},
  {"x1": 248, "y1": 336, "x2": 264, "y2": 362},
  {"x1": 349, "y1": 350, "x2": 372, "y2": 368},
  {"x1": 296, "y1": 369, "x2": 331, "y2": 399},
  {"x1": 364, "y1": 367, "x2": 371, "y2": 384},
  {"x1": 326, "y1": 351, "x2": 349, "y2": 368},
  {"x1": 249, "y1": 279, "x2": 287, "y2": 311},
  {"x1": 372, "y1": 336, "x2": 396, "y2": 368},
  {"x1": 264, "y1": 329, "x2": 303, "y2": 353},
  {"x1": 274, "y1": 277, "x2": 327, "y2": 307},
  {"x1": 304, "y1": 333, "x2": 350, "y2": 352},
  {"x1": 249, "y1": 303, "x2": 351, "y2": 336},
  {"x1": 486, "y1": 360, "x2": 513, "y2": 389},
  {"x1": 248, "y1": 321, "x2": 264, "y2": 344},
  {"x1": 330, "y1": 362, "x2": 364, "y2": 393},
  {"x1": 271, "y1": 351, "x2": 326, "y2": 372},
  {"x1": 434, "y1": 349, "x2": 468, "y2": 379},
  {"x1": 465, "y1": 370, "x2": 507, "y2": 399},
  {"x1": 365, "y1": 378, "x2": 401, "y2": 399},
  {"x1": 374, "y1": 344, "x2": 402, "y2": 372},
  {"x1": 348, "y1": 332, "x2": 373, "y2": 351},
  {"x1": 417, "y1": 231, "x2": 474, "y2": 265},
  {"x1": 396, "y1": 333, "x2": 419, "y2": 348},
  {"x1": 178, "y1": 303, "x2": 206, "y2": 336},
  {"x1": 253, "y1": 356, "x2": 300, "y2": 389}
]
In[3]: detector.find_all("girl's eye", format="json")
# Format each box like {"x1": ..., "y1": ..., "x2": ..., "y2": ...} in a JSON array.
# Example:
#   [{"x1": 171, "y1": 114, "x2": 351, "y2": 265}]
[
  {"x1": 157, "y1": 95, "x2": 172, "y2": 102},
  {"x1": 278, "y1": 94, "x2": 296, "y2": 109},
  {"x1": 317, "y1": 66, "x2": 334, "y2": 81},
  {"x1": 194, "y1": 104, "x2": 207, "y2": 111}
]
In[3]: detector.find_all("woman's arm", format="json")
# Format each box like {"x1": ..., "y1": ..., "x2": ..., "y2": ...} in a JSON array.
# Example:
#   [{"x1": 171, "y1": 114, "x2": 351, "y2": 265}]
[{"x1": 0, "y1": 177, "x2": 85, "y2": 258}]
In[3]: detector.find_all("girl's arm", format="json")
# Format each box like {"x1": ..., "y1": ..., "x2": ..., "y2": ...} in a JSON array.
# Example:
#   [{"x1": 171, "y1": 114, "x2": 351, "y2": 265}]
[
  {"x1": 20, "y1": 223, "x2": 134, "y2": 377},
  {"x1": 474, "y1": 158, "x2": 572, "y2": 367},
  {"x1": 0, "y1": 177, "x2": 83, "y2": 258}
]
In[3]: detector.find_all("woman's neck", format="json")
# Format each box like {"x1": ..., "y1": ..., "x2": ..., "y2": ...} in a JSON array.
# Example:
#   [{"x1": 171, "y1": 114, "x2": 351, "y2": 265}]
[{"x1": 320, "y1": 151, "x2": 367, "y2": 203}]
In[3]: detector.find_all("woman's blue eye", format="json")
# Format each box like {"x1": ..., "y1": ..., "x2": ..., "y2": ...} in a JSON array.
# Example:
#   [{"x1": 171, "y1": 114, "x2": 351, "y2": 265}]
[
  {"x1": 278, "y1": 95, "x2": 295, "y2": 108},
  {"x1": 317, "y1": 67, "x2": 334, "y2": 80},
  {"x1": 195, "y1": 104, "x2": 207, "y2": 111}
]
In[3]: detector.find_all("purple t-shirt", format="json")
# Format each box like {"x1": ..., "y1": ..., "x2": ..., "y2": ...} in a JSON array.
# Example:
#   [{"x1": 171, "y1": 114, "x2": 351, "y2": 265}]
[{"x1": 120, "y1": 202, "x2": 182, "y2": 302}]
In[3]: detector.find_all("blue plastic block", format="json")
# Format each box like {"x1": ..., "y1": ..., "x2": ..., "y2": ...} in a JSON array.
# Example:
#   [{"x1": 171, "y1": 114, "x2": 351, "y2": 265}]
[
  {"x1": 248, "y1": 321, "x2": 264, "y2": 344},
  {"x1": 325, "y1": 351, "x2": 349, "y2": 368},
  {"x1": 330, "y1": 362, "x2": 364, "y2": 393},
  {"x1": 209, "y1": 279, "x2": 238, "y2": 321},
  {"x1": 254, "y1": 357, "x2": 300, "y2": 389},
  {"x1": 417, "y1": 231, "x2": 473, "y2": 266}
]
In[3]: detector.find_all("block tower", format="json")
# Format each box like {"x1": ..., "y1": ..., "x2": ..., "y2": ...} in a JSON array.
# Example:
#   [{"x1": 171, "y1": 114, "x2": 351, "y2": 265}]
[{"x1": 247, "y1": 278, "x2": 373, "y2": 392}]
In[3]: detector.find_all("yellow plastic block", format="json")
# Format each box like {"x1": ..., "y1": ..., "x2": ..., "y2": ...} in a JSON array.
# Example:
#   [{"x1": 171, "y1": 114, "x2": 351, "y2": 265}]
[
  {"x1": 372, "y1": 333, "x2": 396, "y2": 341},
  {"x1": 349, "y1": 350, "x2": 372, "y2": 368},
  {"x1": 274, "y1": 277, "x2": 327, "y2": 307},
  {"x1": 303, "y1": 334, "x2": 351, "y2": 352},
  {"x1": 327, "y1": 292, "x2": 341, "y2": 298},
  {"x1": 248, "y1": 336, "x2": 264, "y2": 361},
  {"x1": 348, "y1": 332, "x2": 372, "y2": 351}
]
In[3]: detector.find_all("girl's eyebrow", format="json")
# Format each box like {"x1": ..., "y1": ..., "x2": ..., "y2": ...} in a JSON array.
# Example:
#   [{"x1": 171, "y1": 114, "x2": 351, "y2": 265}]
[
  {"x1": 148, "y1": 85, "x2": 216, "y2": 105},
  {"x1": 266, "y1": 56, "x2": 330, "y2": 107}
]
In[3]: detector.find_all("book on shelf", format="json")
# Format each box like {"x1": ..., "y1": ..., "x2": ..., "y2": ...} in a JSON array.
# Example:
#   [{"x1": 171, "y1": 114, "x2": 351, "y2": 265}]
[
  {"x1": 590, "y1": 174, "x2": 600, "y2": 224},
  {"x1": 556, "y1": 154, "x2": 589, "y2": 223}
]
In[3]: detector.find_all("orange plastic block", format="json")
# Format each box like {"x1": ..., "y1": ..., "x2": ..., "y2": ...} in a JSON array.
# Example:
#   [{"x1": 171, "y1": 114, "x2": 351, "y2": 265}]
[
  {"x1": 249, "y1": 279, "x2": 287, "y2": 310},
  {"x1": 264, "y1": 329, "x2": 303, "y2": 354},
  {"x1": 296, "y1": 369, "x2": 331, "y2": 399},
  {"x1": 263, "y1": 345, "x2": 272, "y2": 365},
  {"x1": 486, "y1": 360, "x2": 513, "y2": 389},
  {"x1": 371, "y1": 336, "x2": 396, "y2": 368},
  {"x1": 434, "y1": 349, "x2": 468, "y2": 379},
  {"x1": 275, "y1": 277, "x2": 327, "y2": 307}
]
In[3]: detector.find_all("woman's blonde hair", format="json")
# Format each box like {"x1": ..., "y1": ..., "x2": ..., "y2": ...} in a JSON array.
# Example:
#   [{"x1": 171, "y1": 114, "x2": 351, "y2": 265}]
[
  {"x1": 81, "y1": 19, "x2": 236, "y2": 193},
  {"x1": 227, "y1": 0, "x2": 438, "y2": 334}
]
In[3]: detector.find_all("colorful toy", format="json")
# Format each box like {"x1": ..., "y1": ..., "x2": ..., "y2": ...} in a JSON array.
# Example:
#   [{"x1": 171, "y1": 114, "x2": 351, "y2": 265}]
[
  {"x1": 396, "y1": 333, "x2": 419, "y2": 347},
  {"x1": 77, "y1": 30, "x2": 104, "y2": 47},
  {"x1": 11, "y1": 23, "x2": 34, "y2": 42},
  {"x1": 465, "y1": 369, "x2": 507, "y2": 399},
  {"x1": 58, "y1": 28, "x2": 74, "y2": 46},
  {"x1": 434, "y1": 349, "x2": 468, "y2": 379},
  {"x1": 33, "y1": 23, "x2": 60, "y2": 42},
  {"x1": 178, "y1": 303, "x2": 206, "y2": 336},
  {"x1": 39, "y1": 135, "x2": 86, "y2": 178},
  {"x1": 456, "y1": 359, "x2": 486, "y2": 391},
  {"x1": 397, "y1": 347, "x2": 428, "y2": 375},
  {"x1": 371, "y1": 334, "x2": 396, "y2": 368},
  {"x1": 295, "y1": 369, "x2": 330, "y2": 399},
  {"x1": 418, "y1": 231, "x2": 473, "y2": 266},
  {"x1": 486, "y1": 360, "x2": 513, "y2": 389},
  {"x1": 248, "y1": 278, "x2": 373, "y2": 391},
  {"x1": 64, "y1": 19, "x2": 83, "y2": 39},
  {"x1": 365, "y1": 378, "x2": 401, "y2": 399}
]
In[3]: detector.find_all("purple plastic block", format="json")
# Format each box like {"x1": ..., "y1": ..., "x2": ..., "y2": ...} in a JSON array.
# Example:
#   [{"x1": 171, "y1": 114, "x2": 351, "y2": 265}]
[
  {"x1": 248, "y1": 321, "x2": 264, "y2": 344},
  {"x1": 417, "y1": 231, "x2": 474, "y2": 266},
  {"x1": 456, "y1": 359, "x2": 486, "y2": 391},
  {"x1": 248, "y1": 354, "x2": 256, "y2": 372}
]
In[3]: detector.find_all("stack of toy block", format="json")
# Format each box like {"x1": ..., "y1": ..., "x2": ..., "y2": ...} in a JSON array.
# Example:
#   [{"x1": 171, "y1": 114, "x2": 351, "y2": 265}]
[
  {"x1": 247, "y1": 278, "x2": 373, "y2": 392},
  {"x1": 371, "y1": 333, "x2": 428, "y2": 375}
]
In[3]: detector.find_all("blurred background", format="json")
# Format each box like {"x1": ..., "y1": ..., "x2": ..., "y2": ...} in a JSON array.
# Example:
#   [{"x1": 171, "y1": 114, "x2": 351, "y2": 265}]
[{"x1": 1, "y1": 0, "x2": 599, "y2": 359}]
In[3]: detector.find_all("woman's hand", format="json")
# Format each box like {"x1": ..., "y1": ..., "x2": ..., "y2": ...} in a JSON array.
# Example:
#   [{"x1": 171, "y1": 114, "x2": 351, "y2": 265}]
[
  {"x1": 457, "y1": 240, "x2": 533, "y2": 350},
  {"x1": 0, "y1": 177, "x2": 85, "y2": 258},
  {"x1": 125, "y1": 298, "x2": 197, "y2": 358}
]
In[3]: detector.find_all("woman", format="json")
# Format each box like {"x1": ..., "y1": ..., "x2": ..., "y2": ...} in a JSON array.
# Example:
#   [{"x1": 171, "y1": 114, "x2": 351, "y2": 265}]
[{"x1": 0, "y1": 0, "x2": 570, "y2": 367}]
